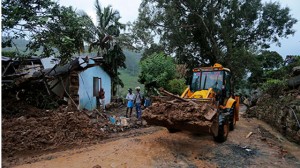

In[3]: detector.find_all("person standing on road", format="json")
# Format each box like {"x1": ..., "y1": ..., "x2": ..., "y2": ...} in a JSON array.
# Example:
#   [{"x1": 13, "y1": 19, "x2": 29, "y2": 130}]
[
  {"x1": 125, "y1": 88, "x2": 135, "y2": 118},
  {"x1": 99, "y1": 88, "x2": 105, "y2": 112},
  {"x1": 134, "y1": 86, "x2": 143, "y2": 120}
]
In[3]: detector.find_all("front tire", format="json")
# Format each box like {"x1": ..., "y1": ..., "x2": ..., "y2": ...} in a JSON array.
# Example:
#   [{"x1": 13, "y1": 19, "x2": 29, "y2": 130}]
[{"x1": 214, "y1": 119, "x2": 229, "y2": 142}]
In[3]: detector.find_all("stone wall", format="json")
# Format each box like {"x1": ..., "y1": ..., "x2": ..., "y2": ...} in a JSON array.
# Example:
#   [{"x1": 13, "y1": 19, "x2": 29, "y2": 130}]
[{"x1": 247, "y1": 91, "x2": 300, "y2": 144}]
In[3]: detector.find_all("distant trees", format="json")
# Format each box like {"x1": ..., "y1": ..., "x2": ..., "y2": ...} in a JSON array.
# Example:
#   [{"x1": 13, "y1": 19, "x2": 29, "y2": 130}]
[
  {"x1": 248, "y1": 51, "x2": 284, "y2": 86},
  {"x1": 2, "y1": 0, "x2": 128, "y2": 96},
  {"x1": 2, "y1": 0, "x2": 56, "y2": 54},
  {"x1": 141, "y1": 43, "x2": 165, "y2": 61},
  {"x1": 2, "y1": 0, "x2": 90, "y2": 63},
  {"x1": 133, "y1": 0, "x2": 297, "y2": 84},
  {"x1": 123, "y1": 49, "x2": 141, "y2": 76},
  {"x1": 28, "y1": 6, "x2": 90, "y2": 64},
  {"x1": 257, "y1": 51, "x2": 284, "y2": 70}
]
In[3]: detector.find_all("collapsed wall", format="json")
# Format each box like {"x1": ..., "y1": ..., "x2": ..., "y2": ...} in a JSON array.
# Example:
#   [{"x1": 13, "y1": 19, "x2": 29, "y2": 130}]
[{"x1": 247, "y1": 91, "x2": 300, "y2": 144}]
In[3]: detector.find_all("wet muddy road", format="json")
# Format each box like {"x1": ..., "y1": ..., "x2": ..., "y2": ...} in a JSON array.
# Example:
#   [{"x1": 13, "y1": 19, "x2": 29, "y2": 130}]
[{"x1": 13, "y1": 106, "x2": 300, "y2": 168}]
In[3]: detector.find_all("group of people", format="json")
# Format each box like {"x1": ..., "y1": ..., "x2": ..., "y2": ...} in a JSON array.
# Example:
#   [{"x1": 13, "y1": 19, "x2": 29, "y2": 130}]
[
  {"x1": 98, "y1": 86, "x2": 149, "y2": 120},
  {"x1": 125, "y1": 86, "x2": 147, "y2": 119}
]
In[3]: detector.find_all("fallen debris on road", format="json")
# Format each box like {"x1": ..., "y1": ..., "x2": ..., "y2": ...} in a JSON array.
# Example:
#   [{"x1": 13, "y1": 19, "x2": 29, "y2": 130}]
[{"x1": 142, "y1": 95, "x2": 217, "y2": 133}]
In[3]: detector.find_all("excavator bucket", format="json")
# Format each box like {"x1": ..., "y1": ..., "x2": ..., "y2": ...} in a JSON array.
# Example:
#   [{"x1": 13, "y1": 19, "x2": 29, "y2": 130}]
[{"x1": 142, "y1": 94, "x2": 218, "y2": 134}]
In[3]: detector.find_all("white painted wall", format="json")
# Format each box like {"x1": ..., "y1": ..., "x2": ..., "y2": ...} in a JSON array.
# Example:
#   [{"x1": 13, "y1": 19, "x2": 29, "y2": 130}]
[{"x1": 78, "y1": 65, "x2": 111, "y2": 111}]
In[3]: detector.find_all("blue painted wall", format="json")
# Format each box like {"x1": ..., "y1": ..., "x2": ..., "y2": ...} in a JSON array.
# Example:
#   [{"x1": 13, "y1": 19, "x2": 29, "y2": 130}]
[{"x1": 78, "y1": 65, "x2": 111, "y2": 111}]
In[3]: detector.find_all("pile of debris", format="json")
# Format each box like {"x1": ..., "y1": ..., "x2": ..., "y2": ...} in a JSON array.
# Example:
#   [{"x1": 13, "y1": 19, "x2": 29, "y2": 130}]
[
  {"x1": 2, "y1": 101, "x2": 149, "y2": 158},
  {"x1": 1, "y1": 55, "x2": 150, "y2": 159},
  {"x1": 2, "y1": 107, "x2": 107, "y2": 157},
  {"x1": 84, "y1": 110, "x2": 148, "y2": 133},
  {"x1": 142, "y1": 89, "x2": 217, "y2": 133}
]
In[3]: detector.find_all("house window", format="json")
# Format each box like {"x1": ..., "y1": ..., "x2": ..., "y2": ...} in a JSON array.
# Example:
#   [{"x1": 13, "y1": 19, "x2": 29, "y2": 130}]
[{"x1": 93, "y1": 77, "x2": 102, "y2": 97}]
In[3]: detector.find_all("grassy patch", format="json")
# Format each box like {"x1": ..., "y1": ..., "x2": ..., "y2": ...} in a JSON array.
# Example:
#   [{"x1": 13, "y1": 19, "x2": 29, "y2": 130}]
[{"x1": 117, "y1": 69, "x2": 144, "y2": 97}]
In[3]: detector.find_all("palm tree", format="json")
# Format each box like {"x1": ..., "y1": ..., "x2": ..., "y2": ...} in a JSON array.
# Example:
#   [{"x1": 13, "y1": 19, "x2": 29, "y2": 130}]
[
  {"x1": 84, "y1": 0, "x2": 126, "y2": 96},
  {"x1": 87, "y1": 0, "x2": 125, "y2": 55}
]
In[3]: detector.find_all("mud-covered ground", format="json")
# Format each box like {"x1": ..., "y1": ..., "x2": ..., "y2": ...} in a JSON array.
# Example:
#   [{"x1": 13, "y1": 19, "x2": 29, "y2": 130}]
[
  {"x1": 7, "y1": 105, "x2": 300, "y2": 168},
  {"x1": 2, "y1": 101, "x2": 148, "y2": 168}
]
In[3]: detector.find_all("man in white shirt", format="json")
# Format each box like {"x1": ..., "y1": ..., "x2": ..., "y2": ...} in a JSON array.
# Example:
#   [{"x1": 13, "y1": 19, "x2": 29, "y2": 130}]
[{"x1": 125, "y1": 88, "x2": 135, "y2": 118}]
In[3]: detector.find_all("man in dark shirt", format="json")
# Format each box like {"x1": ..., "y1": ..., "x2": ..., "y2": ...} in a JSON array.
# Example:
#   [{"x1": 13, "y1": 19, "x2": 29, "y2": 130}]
[{"x1": 99, "y1": 88, "x2": 105, "y2": 112}]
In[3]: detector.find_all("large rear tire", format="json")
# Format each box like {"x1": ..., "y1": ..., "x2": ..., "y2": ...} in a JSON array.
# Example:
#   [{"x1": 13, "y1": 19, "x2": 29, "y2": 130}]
[
  {"x1": 229, "y1": 116, "x2": 236, "y2": 131},
  {"x1": 214, "y1": 120, "x2": 229, "y2": 142}
]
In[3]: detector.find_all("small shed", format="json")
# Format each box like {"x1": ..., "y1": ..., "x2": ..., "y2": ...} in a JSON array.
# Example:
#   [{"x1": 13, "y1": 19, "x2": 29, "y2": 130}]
[
  {"x1": 40, "y1": 56, "x2": 111, "y2": 111},
  {"x1": 77, "y1": 60, "x2": 111, "y2": 110}
]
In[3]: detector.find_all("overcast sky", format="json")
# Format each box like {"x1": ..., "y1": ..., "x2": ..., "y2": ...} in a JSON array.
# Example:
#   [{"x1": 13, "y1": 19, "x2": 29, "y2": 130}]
[{"x1": 59, "y1": 0, "x2": 299, "y2": 57}]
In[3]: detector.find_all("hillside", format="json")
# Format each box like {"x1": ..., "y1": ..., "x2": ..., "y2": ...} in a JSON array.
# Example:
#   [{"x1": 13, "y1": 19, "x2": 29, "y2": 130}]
[
  {"x1": 2, "y1": 38, "x2": 29, "y2": 53},
  {"x1": 118, "y1": 49, "x2": 144, "y2": 97},
  {"x1": 123, "y1": 49, "x2": 142, "y2": 76}
]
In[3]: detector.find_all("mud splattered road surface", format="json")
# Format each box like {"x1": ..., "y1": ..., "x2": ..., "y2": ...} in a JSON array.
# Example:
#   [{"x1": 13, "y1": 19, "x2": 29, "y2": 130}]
[{"x1": 11, "y1": 106, "x2": 300, "y2": 168}]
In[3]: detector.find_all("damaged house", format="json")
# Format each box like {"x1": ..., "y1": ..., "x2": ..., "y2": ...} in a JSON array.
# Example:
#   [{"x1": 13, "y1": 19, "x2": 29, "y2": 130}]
[
  {"x1": 2, "y1": 56, "x2": 111, "y2": 111},
  {"x1": 2, "y1": 56, "x2": 43, "y2": 84}
]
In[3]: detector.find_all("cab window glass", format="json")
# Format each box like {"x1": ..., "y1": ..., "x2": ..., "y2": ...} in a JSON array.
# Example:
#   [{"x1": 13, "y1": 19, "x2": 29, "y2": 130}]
[
  {"x1": 201, "y1": 71, "x2": 223, "y2": 90},
  {"x1": 191, "y1": 72, "x2": 201, "y2": 91}
]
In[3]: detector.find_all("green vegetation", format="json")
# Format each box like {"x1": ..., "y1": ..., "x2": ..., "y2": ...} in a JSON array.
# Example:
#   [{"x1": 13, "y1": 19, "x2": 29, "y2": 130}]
[
  {"x1": 118, "y1": 69, "x2": 144, "y2": 97},
  {"x1": 239, "y1": 55, "x2": 300, "y2": 97},
  {"x1": 167, "y1": 78, "x2": 186, "y2": 95},
  {"x1": 2, "y1": 0, "x2": 128, "y2": 96},
  {"x1": 2, "y1": 51, "x2": 17, "y2": 58},
  {"x1": 2, "y1": 0, "x2": 57, "y2": 48},
  {"x1": 139, "y1": 52, "x2": 176, "y2": 91},
  {"x1": 138, "y1": 52, "x2": 187, "y2": 94},
  {"x1": 248, "y1": 51, "x2": 284, "y2": 86},
  {"x1": 116, "y1": 49, "x2": 143, "y2": 97},
  {"x1": 123, "y1": 49, "x2": 142, "y2": 76},
  {"x1": 261, "y1": 79, "x2": 287, "y2": 97},
  {"x1": 2, "y1": 38, "x2": 29, "y2": 53},
  {"x1": 2, "y1": 0, "x2": 299, "y2": 97},
  {"x1": 133, "y1": 0, "x2": 297, "y2": 85}
]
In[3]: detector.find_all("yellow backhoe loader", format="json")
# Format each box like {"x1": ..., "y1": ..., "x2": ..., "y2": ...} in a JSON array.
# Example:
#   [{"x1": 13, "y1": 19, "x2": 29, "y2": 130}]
[{"x1": 143, "y1": 63, "x2": 240, "y2": 142}]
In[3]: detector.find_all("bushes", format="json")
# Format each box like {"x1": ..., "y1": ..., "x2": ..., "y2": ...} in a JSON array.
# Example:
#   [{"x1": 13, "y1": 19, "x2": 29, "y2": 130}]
[
  {"x1": 167, "y1": 78, "x2": 186, "y2": 95},
  {"x1": 139, "y1": 52, "x2": 176, "y2": 90},
  {"x1": 261, "y1": 79, "x2": 287, "y2": 97},
  {"x1": 139, "y1": 53, "x2": 190, "y2": 95}
]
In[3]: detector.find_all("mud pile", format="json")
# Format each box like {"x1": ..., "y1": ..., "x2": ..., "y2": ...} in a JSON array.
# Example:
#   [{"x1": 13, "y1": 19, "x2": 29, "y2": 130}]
[
  {"x1": 142, "y1": 98, "x2": 216, "y2": 133},
  {"x1": 2, "y1": 108, "x2": 107, "y2": 157}
]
